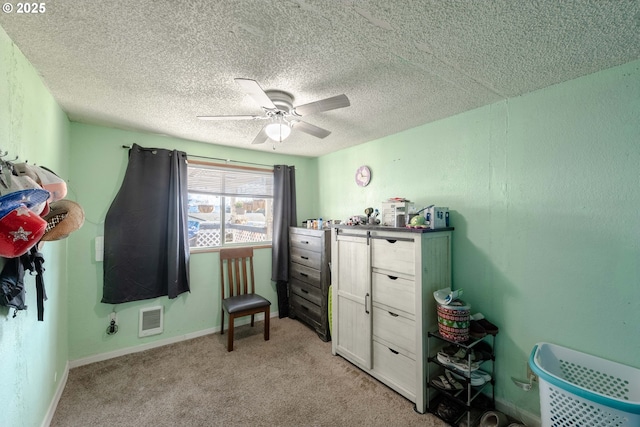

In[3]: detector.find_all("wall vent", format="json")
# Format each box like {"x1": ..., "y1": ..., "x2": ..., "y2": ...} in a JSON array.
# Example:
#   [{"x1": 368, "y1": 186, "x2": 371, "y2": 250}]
[{"x1": 139, "y1": 306, "x2": 163, "y2": 337}]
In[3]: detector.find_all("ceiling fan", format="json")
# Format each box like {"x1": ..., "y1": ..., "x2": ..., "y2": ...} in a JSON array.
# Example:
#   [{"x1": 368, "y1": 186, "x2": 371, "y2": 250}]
[{"x1": 197, "y1": 78, "x2": 350, "y2": 145}]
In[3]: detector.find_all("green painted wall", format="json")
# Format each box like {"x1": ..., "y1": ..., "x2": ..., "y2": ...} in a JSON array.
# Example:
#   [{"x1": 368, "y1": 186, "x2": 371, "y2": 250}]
[
  {"x1": 4, "y1": 17, "x2": 640, "y2": 423},
  {"x1": 0, "y1": 26, "x2": 70, "y2": 427},
  {"x1": 317, "y1": 59, "x2": 640, "y2": 417},
  {"x1": 66, "y1": 123, "x2": 318, "y2": 360}
]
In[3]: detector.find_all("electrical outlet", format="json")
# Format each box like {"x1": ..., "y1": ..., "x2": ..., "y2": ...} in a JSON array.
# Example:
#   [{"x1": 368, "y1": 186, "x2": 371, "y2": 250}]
[{"x1": 107, "y1": 311, "x2": 119, "y2": 335}]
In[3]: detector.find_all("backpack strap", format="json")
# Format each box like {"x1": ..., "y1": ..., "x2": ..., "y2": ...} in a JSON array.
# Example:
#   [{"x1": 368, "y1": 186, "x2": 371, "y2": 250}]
[
  {"x1": 22, "y1": 247, "x2": 47, "y2": 321},
  {"x1": 31, "y1": 247, "x2": 46, "y2": 321}
]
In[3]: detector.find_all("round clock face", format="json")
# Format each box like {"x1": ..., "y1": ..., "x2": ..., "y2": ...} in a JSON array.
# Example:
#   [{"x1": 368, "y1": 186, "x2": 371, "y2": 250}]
[{"x1": 355, "y1": 165, "x2": 371, "y2": 187}]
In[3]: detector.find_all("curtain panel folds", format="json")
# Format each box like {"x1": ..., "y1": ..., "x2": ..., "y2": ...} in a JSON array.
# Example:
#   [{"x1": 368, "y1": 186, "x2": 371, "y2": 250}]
[
  {"x1": 271, "y1": 165, "x2": 297, "y2": 318},
  {"x1": 102, "y1": 144, "x2": 190, "y2": 304}
]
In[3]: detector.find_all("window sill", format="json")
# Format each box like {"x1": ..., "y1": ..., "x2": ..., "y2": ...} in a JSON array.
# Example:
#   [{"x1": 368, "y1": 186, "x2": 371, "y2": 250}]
[{"x1": 189, "y1": 243, "x2": 273, "y2": 254}]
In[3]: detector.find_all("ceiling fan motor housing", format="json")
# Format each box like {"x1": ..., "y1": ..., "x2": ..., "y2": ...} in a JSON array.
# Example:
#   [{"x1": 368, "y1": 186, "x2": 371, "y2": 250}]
[{"x1": 265, "y1": 90, "x2": 294, "y2": 114}]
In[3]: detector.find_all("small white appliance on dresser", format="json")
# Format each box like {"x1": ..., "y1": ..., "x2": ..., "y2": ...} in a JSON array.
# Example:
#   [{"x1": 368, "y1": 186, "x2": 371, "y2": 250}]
[{"x1": 331, "y1": 225, "x2": 453, "y2": 413}]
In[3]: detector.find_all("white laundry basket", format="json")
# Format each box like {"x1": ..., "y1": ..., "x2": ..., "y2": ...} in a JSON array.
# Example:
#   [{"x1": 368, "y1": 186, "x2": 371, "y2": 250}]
[{"x1": 529, "y1": 342, "x2": 640, "y2": 427}]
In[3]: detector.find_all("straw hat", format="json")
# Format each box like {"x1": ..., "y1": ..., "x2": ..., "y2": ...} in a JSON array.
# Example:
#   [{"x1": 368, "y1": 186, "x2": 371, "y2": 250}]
[{"x1": 41, "y1": 199, "x2": 85, "y2": 241}]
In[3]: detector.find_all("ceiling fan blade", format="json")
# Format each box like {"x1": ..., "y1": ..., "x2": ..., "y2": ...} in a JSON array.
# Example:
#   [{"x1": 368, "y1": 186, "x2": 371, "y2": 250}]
[
  {"x1": 251, "y1": 125, "x2": 269, "y2": 145},
  {"x1": 293, "y1": 94, "x2": 350, "y2": 116},
  {"x1": 197, "y1": 115, "x2": 266, "y2": 121},
  {"x1": 292, "y1": 120, "x2": 331, "y2": 139},
  {"x1": 234, "y1": 78, "x2": 277, "y2": 110}
]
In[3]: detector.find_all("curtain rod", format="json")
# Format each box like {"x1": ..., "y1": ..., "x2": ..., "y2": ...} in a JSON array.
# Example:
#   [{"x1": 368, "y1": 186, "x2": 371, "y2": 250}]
[{"x1": 121, "y1": 145, "x2": 273, "y2": 168}]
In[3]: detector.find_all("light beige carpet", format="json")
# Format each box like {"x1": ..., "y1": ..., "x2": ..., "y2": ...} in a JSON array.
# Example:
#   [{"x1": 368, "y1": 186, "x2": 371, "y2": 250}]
[{"x1": 51, "y1": 317, "x2": 449, "y2": 427}]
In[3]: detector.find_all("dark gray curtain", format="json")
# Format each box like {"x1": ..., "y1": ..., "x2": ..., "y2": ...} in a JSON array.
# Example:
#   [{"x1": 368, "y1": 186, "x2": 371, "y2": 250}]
[
  {"x1": 271, "y1": 165, "x2": 297, "y2": 318},
  {"x1": 102, "y1": 144, "x2": 190, "y2": 304}
]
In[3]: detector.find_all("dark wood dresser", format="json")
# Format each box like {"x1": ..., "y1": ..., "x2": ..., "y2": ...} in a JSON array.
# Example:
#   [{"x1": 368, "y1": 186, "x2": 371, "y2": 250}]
[{"x1": 288, "y1": 227, "x2": 331, "y2": 341}]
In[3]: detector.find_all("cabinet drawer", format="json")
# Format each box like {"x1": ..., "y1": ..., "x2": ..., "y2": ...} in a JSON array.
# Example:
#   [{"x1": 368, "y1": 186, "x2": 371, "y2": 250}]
[
  {"x1": 290, "y1": 247, "x2": 321, "y2": 270},
  {"x1": 372, "y1": 272, "x2": 415, "y2": 316},
  {"x1": 372, "y1": 340, "x2": 416, "y2": 396},
  {"x1": 290, "y1": 293, "x2": 322, "y2": 323},
  {"x1": 371, "y1": 238, "x2": 415, "y2": 276},
  {"x1": 289, "y1": 262, "x2": 321, "y2": 288},
  {"x1": 290, "y1": 233, "x2": 322, "y2": 252},
  {"x1": 372, "y1": 307, "x2": 416, "y2": 355},
  {"x1": 290, "y1": 278, "x2": 322, "y2": 306}
]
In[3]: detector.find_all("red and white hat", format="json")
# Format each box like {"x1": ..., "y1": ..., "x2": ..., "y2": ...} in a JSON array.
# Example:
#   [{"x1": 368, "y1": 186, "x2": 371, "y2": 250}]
[{"x1": 0, "y1": 205, "x2": 47, "y2": 258}]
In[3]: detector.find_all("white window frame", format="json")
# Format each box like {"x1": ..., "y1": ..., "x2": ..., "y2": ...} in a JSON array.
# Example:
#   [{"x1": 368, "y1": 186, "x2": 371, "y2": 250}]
[{"x1": 187, "y1": 161, "x2": 274, "y2": 252}]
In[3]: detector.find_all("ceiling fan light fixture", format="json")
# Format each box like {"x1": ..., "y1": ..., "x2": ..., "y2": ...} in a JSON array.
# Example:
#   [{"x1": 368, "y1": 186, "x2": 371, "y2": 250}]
[{"x1": 265, "y1": 122, "x2": 291, "y2": 142}]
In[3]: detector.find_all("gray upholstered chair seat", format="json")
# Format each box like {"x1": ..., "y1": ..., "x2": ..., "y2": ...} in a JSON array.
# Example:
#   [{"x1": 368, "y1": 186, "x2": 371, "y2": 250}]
[{"x1": 223, "y1": 294, "x2": 271, "y2": 314}]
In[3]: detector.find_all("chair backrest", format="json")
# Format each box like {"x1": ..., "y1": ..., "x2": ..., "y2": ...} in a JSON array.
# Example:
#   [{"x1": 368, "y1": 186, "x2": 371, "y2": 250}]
[{"x1": 219, "y1": 247, "x2": 255, "y2": 300}]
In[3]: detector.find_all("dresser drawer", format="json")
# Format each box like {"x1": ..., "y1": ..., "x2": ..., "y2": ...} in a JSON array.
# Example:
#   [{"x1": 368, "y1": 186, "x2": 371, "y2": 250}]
[
  {"x1": 371, "y1": 237, "x2": 415, "y2": 276},
  {"x1": 289, "y1": 262, "x2": 321, "y2": 288},
  {"x1": 372, "y1": 306, "x2": 416, "y2": 356},
  {"x1": 290, "y1": 246, "x2": 321, "y2": 270},
  {"x1": 290, "y1": 233, "x2": 323, "y2": 252},
  {"x1": 372, "y1": 340, "x2": 416, "y2": 396},
  {"x1": 290, "y1": 278, "x2": 322, "y2": 306},
  {"x1": 372, "y1": 272, "x2": 415, "y2": 316},
  {"x1": 290, "y1": 293, "x2": 322, "y2": 325}
]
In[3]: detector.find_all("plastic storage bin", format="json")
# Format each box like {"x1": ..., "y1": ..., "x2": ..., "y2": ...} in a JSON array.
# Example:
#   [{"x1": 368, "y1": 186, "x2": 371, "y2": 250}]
[{"x1": 529, "y1": 342, "x2": 640, "y2": 427}]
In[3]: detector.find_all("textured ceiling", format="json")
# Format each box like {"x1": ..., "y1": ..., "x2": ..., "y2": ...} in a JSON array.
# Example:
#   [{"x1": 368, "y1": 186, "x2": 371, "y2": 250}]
[{"x1": 2, "y1": 1, "x2": 640, "y2": 157}]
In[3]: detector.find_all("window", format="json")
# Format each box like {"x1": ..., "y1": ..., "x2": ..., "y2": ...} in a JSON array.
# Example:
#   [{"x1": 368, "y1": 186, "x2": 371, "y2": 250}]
[{"x1": 187, "y1": 161, "x2": 273, "y2": 250}]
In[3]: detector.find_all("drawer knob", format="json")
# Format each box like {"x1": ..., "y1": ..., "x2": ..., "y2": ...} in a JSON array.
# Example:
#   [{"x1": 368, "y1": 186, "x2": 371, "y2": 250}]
[
  {"x1": 388, "y1": 348, "x2": 399, "y2": 355},
  {"x1": 301, "y1": 288, "x2": 309, "y2": 294},
  {"x1": 387, "y1": 275, "x2": 398, "y2": 280},
  {"x1": 388, "y1": 311, "x2": 399, "y2": 317},
  {"x1": 386, "y1": 239, "x2": 397, "y2": 244},
  {"x1": 301, "y1": 256, "x2": 309, "y2": 260},
  {"x1": 301, "y1": 240, "x2": 309, "y2": 244},
  {"x1": 299, "y1": 272, "x2": 308, "y2": 277}
]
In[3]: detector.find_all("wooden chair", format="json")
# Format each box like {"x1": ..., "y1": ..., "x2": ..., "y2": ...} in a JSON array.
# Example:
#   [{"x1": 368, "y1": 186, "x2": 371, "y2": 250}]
[{"x1": 219, "y1": 247, "x2": 271, "y2": 352}]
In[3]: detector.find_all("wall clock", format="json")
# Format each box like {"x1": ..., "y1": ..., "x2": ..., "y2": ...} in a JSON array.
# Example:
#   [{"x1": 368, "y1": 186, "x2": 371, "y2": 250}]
[{"x1": 355, "y1": 165, "x2": 371, "y2": 187}]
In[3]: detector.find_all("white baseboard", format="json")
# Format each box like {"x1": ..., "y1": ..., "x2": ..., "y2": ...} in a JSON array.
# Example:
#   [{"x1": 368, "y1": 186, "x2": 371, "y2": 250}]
[
  {"x1": 69, "y1": 310, "x2": 278, "y2": 368},
  {"x1": 495, "y1": 396, "x2": 541, "y2": 427},
  {"x1": 41, "y1": 361, "x2": 69, "y2": 427},
  {"x1": 70, "y1": 326, "x2": 218, "y2": 368}
]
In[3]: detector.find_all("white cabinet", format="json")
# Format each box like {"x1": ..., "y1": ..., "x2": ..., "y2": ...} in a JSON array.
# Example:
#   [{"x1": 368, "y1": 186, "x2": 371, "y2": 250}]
[
  {"x1": 331, "y1": 226, "x2": 452, "y2": 414},
  {"x1": 332, "y1": 233, "x2": 371, "y2": 368}
]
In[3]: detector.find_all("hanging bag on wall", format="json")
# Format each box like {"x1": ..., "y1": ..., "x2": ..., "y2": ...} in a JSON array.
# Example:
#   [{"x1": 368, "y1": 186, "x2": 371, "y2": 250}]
[
  {"x1": 0, "y1": 247, "x2": 48, "y2": 320},
  {"x1": 0, "y1": 257, "x2": 27, "y2": 317}
]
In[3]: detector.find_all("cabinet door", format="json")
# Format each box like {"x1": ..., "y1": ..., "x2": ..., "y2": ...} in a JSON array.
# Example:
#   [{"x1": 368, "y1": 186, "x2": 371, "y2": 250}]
[{"x1": 333, "y1": 234, "x2": 371, "y2": 369}]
